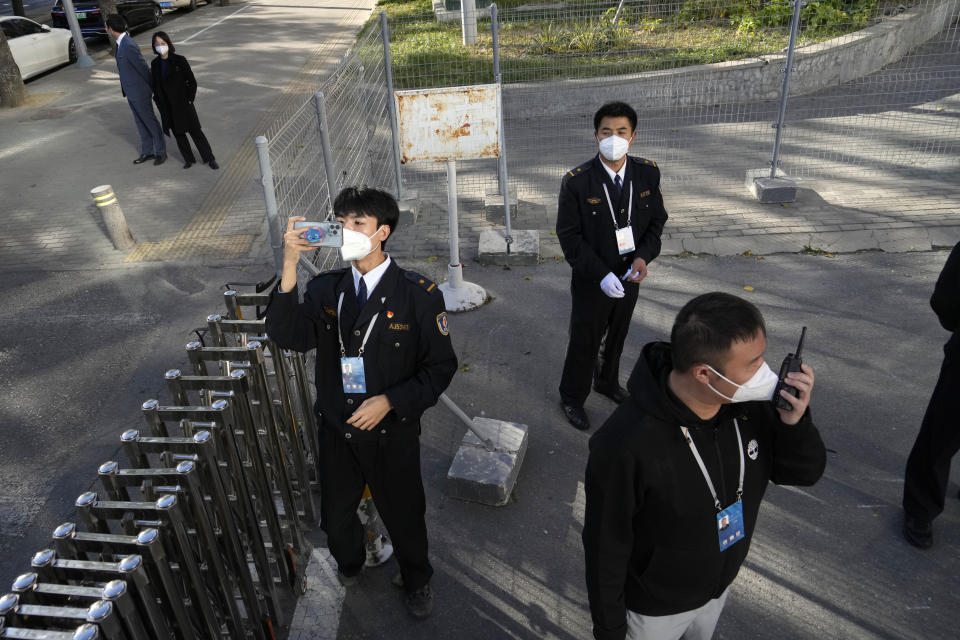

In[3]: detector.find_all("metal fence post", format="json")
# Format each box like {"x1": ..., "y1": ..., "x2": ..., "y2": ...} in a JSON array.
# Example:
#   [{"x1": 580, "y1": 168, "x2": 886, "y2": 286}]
[
  {"x1": 491, "y1": 4, "x2": 512, "y2": 254},
  {"x1": 768, "y1": 0, "x2": 805, "y2": 178},
  {"x1": 380, "y1": 11, "x2": 405, "y2": 201},
  {"x1": 461, "y1": 0, "x2": 478, "y2": 45},
  {"x1": 313, "y1": 91, "x2": 340, "y2": 215},
  {"x1": 255, "y1": 136, "x2": 285, "y2": 276}
]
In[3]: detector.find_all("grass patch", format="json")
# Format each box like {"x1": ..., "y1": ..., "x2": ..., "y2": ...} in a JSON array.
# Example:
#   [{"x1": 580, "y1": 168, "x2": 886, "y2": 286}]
[{"x1": 375, "y1": 0, "x2": 894, "y2": 89}]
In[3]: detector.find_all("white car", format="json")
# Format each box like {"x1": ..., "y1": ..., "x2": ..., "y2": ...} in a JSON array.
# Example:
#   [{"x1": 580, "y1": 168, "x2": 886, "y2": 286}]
[{"x1": 1, "y1": 16, "x2": 75, "y2": 81}]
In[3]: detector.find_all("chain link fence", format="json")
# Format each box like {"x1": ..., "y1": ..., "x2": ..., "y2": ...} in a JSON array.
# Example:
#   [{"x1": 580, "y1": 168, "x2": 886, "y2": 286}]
[{"x1": 254, "y1": 0, "x2": 960, "y2": 267}]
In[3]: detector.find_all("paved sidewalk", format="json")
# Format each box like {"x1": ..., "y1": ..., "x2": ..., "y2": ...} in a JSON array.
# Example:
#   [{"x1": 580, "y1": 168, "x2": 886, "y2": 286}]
[{"x1": 0, "y1": 0, "x2": 376, "y2": 271}]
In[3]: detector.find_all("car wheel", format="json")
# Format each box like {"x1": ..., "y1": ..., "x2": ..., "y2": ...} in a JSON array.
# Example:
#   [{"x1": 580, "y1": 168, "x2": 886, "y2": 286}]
[
  {"x1": 68, "y1": 38, "x2": 77, "y2": 64},
  {"x1": 153, "y1": 6, "x2": 162, "y2": 26}
]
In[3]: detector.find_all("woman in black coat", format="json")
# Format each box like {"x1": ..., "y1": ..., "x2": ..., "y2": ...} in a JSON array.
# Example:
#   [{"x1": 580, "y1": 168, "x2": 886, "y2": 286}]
[{"x1": 150, "y1": 31, "x2": 218, "y2": 170}]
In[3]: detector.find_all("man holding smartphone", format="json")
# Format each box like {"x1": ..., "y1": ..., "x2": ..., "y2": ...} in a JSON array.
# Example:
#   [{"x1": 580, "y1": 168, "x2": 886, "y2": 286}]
[
  {"x1": 556, "y1": 101, "x2": 668, "y2": 431},
  {"x1": 266, "y1": 187, "x2": 457, "y2": 619}
]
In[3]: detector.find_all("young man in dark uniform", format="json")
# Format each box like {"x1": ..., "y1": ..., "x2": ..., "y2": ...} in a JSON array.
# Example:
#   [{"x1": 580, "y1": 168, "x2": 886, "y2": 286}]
[
  {"x1": 556, "y1": 101, "x2": 668, "y2": 431},
  {"x1": 266, "y1": 187, "x2": 457, "y2": 619}
]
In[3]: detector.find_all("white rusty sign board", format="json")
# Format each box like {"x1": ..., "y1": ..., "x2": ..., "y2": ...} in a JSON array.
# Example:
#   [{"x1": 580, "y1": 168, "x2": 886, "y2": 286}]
[{"x1": 395, "y1": 84, "x2": 501, "y2": 163}]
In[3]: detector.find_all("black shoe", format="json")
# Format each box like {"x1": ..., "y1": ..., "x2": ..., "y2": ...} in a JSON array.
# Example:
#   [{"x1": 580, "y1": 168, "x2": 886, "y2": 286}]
[
  {"x1": 405, "y1": 583, "x2": 433, "y2": 620},
  {"x1": 153, "y1": 153, "x2": 167, "y2": 166},
  {"x1": 903, "y1": 514, "x2": 933, "y2": 549},
  {"x1": 562, "y1": 403, "x2": 590, "y2": 431},
  {"x1": 183, "y1": 161, "x2": 193, "y2": 169},
  {"x1": 208, "y1": 160, "x2": 219, "y2": 170},
  {"x1": 133, "y1": 154, "x2": 154, "y2": 164},
  {"x1": 594, "y1": 384, "x2": 629, "y2": 404}
]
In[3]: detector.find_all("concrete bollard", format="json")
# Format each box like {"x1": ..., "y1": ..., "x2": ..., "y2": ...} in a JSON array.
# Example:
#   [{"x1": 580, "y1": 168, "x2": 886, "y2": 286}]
[{"x1": 90, "y1": 185, "x2": 135, "y2": 251}]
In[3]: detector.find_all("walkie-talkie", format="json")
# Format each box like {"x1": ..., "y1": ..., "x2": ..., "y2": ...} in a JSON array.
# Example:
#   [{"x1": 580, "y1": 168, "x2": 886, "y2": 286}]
[{"x1": 773, "y1": 327, "x2": 806, "y2": 411}]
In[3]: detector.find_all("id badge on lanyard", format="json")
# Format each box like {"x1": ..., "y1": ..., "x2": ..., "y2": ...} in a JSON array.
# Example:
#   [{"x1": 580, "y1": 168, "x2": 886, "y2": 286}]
[
  {"x1": 337, "y1": 291, "x2": 379, "y2": 394},
  {"x1": 604, "y1": 182, "x2": 635, "y2": 255}
]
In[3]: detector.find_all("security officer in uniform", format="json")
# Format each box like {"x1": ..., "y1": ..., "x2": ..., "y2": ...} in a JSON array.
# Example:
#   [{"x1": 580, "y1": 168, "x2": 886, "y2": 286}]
[
  {"x1": 556, "y1": 101, "x2": 668, "y2": 431},
  {"x1": 266, "y1": 187, "x2": 457, "y2": 619}
]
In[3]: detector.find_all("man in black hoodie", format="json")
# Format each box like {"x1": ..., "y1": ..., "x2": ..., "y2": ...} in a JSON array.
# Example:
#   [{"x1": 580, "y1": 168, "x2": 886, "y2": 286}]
[
  {"x1": 583, "y1": 292, "x2": 826, "y2": 640},
  {"x1": 902, "y1": 240, "x2": 960, "y2": 548}
]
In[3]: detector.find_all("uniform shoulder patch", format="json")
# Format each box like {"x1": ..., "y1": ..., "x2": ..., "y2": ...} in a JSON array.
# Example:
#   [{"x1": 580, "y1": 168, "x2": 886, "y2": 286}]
[
  {"x1": 633, "y1": 157, "x2": 658, "y2": 168},
  {"x1": 436, "y1": 311, "x2": 450, "y2": 336},
  {"x1": 566, "y1": 160, "x2": 594, "y2": 179},
  {"x1": 404, "y1": 270, "x2": 438, "y2": 293}
]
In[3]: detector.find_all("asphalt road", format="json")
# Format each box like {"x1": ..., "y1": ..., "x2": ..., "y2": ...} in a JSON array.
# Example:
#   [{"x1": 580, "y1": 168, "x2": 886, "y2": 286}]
[{"x1": 3, "y1": 249, "x2": 957, "y2": 639}]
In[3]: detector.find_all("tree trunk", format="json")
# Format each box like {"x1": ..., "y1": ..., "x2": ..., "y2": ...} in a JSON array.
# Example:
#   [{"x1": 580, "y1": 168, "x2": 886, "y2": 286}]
[
  {"x1": 11, "y1": 0, "x2": 25, "y2": 17},
  {"x1": 100, "y1": 0, "x2": 120, "y2": 50},
  {"x1": 0, "y1": 29, "x2": 27, "y2": 108}
]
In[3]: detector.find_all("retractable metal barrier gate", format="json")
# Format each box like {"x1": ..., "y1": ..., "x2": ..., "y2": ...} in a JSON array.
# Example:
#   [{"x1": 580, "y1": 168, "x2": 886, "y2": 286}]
[{"x1": 3, "y1": 286, "x2": 321, "y2": 639}]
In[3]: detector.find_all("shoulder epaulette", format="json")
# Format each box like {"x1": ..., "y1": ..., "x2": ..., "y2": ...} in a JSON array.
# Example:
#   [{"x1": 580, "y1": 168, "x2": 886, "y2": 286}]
[
  {"x1": 404, "y1": 270, "x2": 439, "y2": 293},
  {"x1": 566, "y1": 160, "x2": 595, "y2": 178},
  {"x1": 632, "y1": 157, "x2": 658, "y2": 168}
]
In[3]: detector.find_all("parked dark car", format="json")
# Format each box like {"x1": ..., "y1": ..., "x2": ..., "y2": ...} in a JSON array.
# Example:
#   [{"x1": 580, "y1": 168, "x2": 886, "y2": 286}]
[{"x1": 51, "y1": 0, "x2": 162, "y2": 37}]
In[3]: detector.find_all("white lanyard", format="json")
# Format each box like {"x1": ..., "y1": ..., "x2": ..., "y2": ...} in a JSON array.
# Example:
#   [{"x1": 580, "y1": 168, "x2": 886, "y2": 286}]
[
  {"x1": 602, "y1": 180, "x2": 633, "y2": 230},
  {"x1": 680, "y1": 418, "x2": 745, "y2": 512},
  {"x1": 337, "y1": 291, "x2": 379, "y2": 357}
]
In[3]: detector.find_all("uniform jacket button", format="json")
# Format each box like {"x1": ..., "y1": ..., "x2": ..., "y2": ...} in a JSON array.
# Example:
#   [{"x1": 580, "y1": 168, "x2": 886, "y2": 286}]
[
  {"x1": 353, "y1": 330, "x2": 362, "y2": 336},
  {"x1": 401, "y1": 417, "x2": 408, "y2": 423},
  {"x1": 344, "y1": 433, "x2": 352, "y2": 439},
  {"x1": 346, "y1": 398, "x2": 354, "y2": 405},
  {"x1": 394, "y1": 342, "x2": 400, "y2": 348},
  {"x1": 381, "y1": 429, "x2": 387, "y2": 434}
]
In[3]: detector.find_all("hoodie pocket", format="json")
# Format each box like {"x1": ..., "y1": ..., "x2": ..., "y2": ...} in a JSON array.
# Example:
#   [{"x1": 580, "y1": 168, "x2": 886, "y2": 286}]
[{"x1": 639, "y1": 545, "x2": 717, "y2": 611}]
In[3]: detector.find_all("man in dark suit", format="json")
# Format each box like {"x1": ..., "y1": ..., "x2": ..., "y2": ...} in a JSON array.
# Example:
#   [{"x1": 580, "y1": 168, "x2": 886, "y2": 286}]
[
  {"x1": 556, "y1": 101, "x2": 668, "y2": 431},
  {"x1": 105, "y1": 14, "x2": 166, "y2": 165},
  {"x1": 266, "y1": 187, "x2": 457, "y2": 619}
]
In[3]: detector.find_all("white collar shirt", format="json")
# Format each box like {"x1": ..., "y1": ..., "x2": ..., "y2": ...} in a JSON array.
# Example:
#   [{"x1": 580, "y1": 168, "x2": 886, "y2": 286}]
[
  {"x1": 599, "y1": 155, "x2": 628, "y2": 185},
  {"x1": 351, "y1": 255, "x2": 391, "y2": 300}
]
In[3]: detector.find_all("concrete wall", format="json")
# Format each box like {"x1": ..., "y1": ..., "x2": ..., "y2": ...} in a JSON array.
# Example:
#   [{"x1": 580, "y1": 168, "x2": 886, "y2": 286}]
[{"x1": 506, "y1": 0, "x2": 960, "y2": 112}]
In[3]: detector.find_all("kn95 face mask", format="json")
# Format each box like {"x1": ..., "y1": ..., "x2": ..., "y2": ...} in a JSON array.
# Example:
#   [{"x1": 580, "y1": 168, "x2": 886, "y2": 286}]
[
  {"x1": 340, "y1": 226, "x2": 384, "y2": 262},
  {"x1": 706, "y1": 362, "x2": 779, "y2": 403},
  {"x1": 598, "y1": 135, "x2": 630, "y2": 162}
]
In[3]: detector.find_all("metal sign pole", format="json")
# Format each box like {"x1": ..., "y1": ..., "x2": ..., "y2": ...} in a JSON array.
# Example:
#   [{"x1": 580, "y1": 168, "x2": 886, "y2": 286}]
[
  {"x1": 438, "y1": 160, "x2": 486, "y2": 311},
  {"x1": 60, "y1": 0, "x2": 95, "y2": 68},
  {"x1": 769, "y1": 0, "x2": 805, "y2": 178}
]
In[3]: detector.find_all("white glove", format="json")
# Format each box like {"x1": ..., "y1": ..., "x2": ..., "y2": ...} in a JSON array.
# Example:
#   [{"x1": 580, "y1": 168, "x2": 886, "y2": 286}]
[{"x1": 600, "y1": 272, "x2": 625, "y2": 298}]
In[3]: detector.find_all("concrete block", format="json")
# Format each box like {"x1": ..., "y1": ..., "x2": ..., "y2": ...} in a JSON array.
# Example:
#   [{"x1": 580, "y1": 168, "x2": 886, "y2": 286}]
[
  {"x1": 750, "y1": 233, "x2": 808, "y2": 256},
  {"x1": 477, "y1": 229, "x2": 540, "y2": 266},
  {"x1": 751, "y1": 177, "x2": 798, "y2": 204},
  {"x1": 447, "y1": 417, "x2": 529, "y2": 507},
  {"x1": 483, "y1": 189, "x2": 520, "y2": 224},
  {"x1": 397, "y1": 191, "x2": 419, "y2": 226},
  {"x1": 660, "y1": 237, "x2": 685, "y2": 256},
  {"x1": 712, "y1": 235, "x2": 756, "y2": 256},
  {"x1": 681, "y1": 237, "x2": 718, "y2": 255},
  {"x1": 744, "y1": 167, "x2": 788, "y2": 191}
]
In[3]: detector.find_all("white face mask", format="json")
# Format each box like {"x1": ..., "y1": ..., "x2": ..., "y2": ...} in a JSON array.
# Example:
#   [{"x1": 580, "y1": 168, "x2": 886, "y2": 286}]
[
  {"x1": 598, "y1": 135, "x2": 630, "y2": 162},
  {"x1": 706, "y1": 362, "x2": 779, "y2": 403},
  {"x1": 340, "y1": 226, "x2": 384, "y2": 262},
  {"x1": 155, "y1": 45, "x2": 169, "y2": 56}
]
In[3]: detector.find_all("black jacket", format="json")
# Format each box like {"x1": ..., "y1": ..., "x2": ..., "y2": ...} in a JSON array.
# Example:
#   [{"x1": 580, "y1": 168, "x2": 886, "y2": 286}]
[
  {"x1": 150, "y1": 53, "x2": 203, "y2": 135},
  {"x1": 932, "y1": 241, "x2": 960, "y2": 358},
  {"x1": 556, "y1": 155, "x2": 668, "y2": 283},
  {"x1": 265, "y1": 261, "x2": 457, "y2": 441},
  {"x1": 583, "y1": 342, "x2": 826, "y2": 640}
]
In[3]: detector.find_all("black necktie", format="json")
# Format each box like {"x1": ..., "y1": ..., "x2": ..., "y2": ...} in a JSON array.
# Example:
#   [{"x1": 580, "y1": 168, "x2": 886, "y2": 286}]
[
  {"x1": 614, "y1": 174, "x2": 623, "y2": 198},
  {"x1": 357, "y1": 278, "x2": 367, "y2": 308}
]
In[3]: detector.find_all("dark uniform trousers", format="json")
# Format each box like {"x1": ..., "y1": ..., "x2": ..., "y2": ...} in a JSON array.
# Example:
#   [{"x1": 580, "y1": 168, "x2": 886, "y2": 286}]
[
  {"x1": 175, "y1": 128, "x2": 215, "y2": 165},
  {"x1": 560, "y1": 277, "x2": 639, "y2": 406},
  {"x1": 903, "y1": 339, "x2": 960, "y2": 521},
  {"x1": 320, "y1": 425, "x2": 431, "y2": 590}
]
